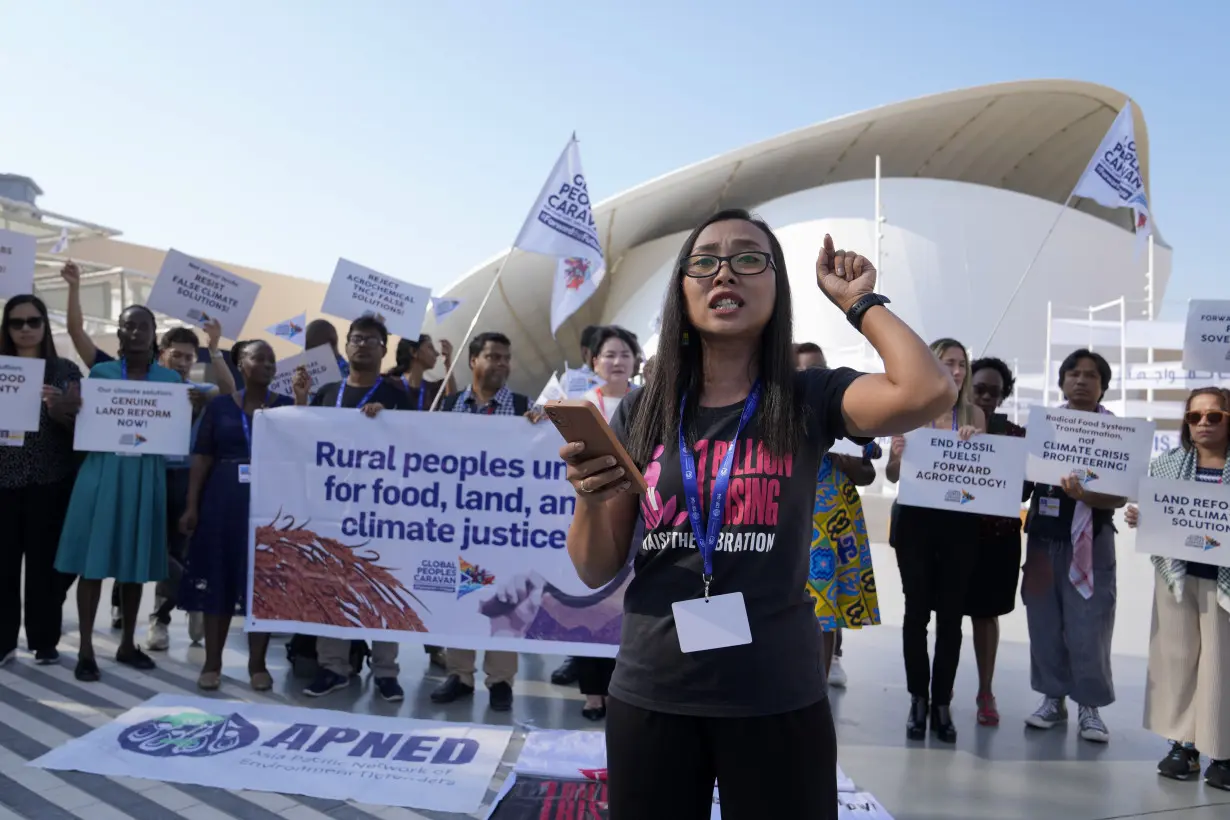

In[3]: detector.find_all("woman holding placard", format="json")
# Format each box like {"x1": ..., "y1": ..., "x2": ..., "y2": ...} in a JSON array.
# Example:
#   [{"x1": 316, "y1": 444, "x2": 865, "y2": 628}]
[
  {"x1": 885, "y1": 337, "x2": 984, "y2": 743},
  {"x1": 56, "y1": 305, "x2": 183, "y2": 682},
  {"x1": 1021, "y1": 348, "x2": 1124, "y2": 743},
  {"x1": 1124, "y1": 386, "x2": 1230, "y2": 791},
  {"x1": 0, "y1": 295, "x2": 83, "y2": 668},
  {"x1": 559, "y1": 209, "x2": 957, "y2": 819},
  {"x1": 178, "y1": 341, "x2": 295, "y2": 691}
]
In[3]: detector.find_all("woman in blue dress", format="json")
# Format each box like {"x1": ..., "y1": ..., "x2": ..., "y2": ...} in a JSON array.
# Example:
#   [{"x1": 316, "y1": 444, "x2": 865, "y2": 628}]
[
  {"x1": 56, "y1": 305, "x2": 181, "y2": 682},
  {"x1": 178, "y1": 341, "x2": 294, "y2": 691}
]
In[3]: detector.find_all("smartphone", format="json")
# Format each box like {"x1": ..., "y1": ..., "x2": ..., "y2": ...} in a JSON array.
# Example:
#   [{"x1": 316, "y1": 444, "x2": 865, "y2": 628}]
[{"x1": 544, "y1": 400, "x2": 649, "y2": 495}]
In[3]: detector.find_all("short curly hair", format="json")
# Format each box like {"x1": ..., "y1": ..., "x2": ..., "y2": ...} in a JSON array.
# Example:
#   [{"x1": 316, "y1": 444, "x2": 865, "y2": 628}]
[{"x1": 971, "y1": 357, "x2": 1015, "y2": 401}]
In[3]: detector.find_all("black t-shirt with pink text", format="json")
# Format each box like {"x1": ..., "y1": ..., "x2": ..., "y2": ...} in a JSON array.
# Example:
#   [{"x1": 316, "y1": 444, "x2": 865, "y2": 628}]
[{"x1": 608, "y1": 366, "x2": 865, "y2": 717}]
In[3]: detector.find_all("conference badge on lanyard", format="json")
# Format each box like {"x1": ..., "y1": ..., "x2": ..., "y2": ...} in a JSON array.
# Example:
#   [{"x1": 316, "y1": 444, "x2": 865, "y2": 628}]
[
  {"x1": 238, "y1": 390, "x2": 270, "y2": 483},
  {"x1": 671, "y1": 382, "x2": 761, "y2": 653},
  {"x1": 336, "y1": 382, "x2": 382, "y2": 410}
]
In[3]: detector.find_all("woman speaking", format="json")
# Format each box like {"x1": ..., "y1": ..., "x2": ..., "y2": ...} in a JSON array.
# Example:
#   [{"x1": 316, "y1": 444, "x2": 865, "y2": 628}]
[{"x1": 559, "y1": 209, "x2": 957, "y2": 820}]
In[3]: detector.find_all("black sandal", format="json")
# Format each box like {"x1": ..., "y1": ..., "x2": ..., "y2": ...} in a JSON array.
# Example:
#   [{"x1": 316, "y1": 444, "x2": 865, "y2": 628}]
[
  {"x1": 74, "y1": 656, "x2": 101, "y2": 682},
  {"x1": 115, "y1": 648, "x2": 156, "y2": 671}
]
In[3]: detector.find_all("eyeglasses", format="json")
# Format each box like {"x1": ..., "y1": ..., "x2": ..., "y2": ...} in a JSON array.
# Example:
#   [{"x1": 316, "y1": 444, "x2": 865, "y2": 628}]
[
  {"x1": 8, "y1": 316, "x2": 44, "y2": 330},
  {"x1": 682, "y1": 252, "x2": 773, "y2": 278},
  {"x1": 347, "y1": 334, "x2": 384, "y2": 348},
  {"x1": 1185, "y1": 410, "x2": 1227, "y2": 426}
]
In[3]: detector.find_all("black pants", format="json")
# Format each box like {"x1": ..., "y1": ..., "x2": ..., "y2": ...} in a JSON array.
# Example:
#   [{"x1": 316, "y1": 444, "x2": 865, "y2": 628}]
[
  {"x1": 0, "y1": 481, "x2": 75, "y2": 655},
  {"x1": 153, "y1": 468, "x2": 191, "y2": 624},
  {"x1": 606, "y1": 696, "x2": 837, "y2": 820},
  {"x1": 893, "y1": 505, "x2": 978, "y2": 705},
  {"x1": 576, "y1": 657, "x2": 615, "y2": 696}
]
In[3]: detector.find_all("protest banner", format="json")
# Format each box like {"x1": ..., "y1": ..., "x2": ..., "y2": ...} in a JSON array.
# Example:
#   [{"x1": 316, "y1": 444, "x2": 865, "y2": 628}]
[
  {"x1": 74, "y1": 379, "x2": 191, "y2": 456},
  {"x1": 30, "y1": 694, "x2": 511, "y2": 814},
  {"x1": 897, "y1": 430, "x2": 1028, "y2": 518},
  {"x1": 248, "y1": 408, "x2": 625, "y2": 657},
  {"x1": 321, "y1": 258, "x2": 431, "y2": 341},
  {"x1": 0, "y1": 354, "x2": 45, "y2": 433},
  {"x1": 1134, "y1": 477, "x2": 1230, "y2": 569},
  {"x1": 148, "y1": 249, "x2": 261, "y2": 339},
  {"x1": 0, "y1": 227, "x2": 37, "y2": 299},
  {"x1": 267, "y1": 345, "x2": 343, "y2": 400},
  {"x1": 1183, "y1": 300, "x2": 1230, "y2": 371},
  {"x1": 1024, "y1": 406, "x2": 1154, "y2": 499}
]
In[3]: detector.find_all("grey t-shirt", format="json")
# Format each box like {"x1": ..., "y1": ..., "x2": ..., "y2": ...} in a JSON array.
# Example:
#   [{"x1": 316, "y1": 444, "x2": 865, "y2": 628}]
[{"x1": 608, "y1": 366, "x2": 865, "y2": 717}]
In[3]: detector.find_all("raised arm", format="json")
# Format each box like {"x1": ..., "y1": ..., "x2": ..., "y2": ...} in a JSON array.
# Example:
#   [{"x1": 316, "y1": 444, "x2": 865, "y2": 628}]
[
  {"x1": 203, "y1": 318, "x2": 236, "y2": 396},
  {"x1": 61, "y1": 262, "x2": 100, "y2": 365}
]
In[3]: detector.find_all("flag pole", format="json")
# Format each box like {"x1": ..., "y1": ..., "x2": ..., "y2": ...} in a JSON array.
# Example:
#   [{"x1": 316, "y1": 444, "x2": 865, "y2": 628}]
[
  {"x1": 979, "y1": 196, "x2": 1073, "y2": 355},
  {"x1": 429, "y1": 250, "x2": 515, "y2": 411}
]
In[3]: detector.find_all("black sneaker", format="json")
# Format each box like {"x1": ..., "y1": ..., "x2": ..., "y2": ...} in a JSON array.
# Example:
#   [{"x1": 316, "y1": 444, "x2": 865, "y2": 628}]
[
  {"x1": 34, "y1": 649, "x2": 60, "y2": 665},
  {"x1": 1158, "y1": 742, "x2": 1201, "y2": 781},
  {"x1": 1207, "y1": 759, "x2": 1230, "y2": 792},
  {"x1": 115, "y1": 648, "x2": 156, "y2": 670},
  {"x1": 375, "y1": 677, "x2": 405, "y2": 703},
  {"x1": 303, "y1": 669, "x2": 349, "y2": 698},
  {"x1": 489, "y1": 681, "x2": 513, "y2": 712},
  {"x1": 430, "y1": 674, "x2": 474, "y2": 704},
  {"x1": 550, "y1": 658, "x2": 580, "y2": 686}
]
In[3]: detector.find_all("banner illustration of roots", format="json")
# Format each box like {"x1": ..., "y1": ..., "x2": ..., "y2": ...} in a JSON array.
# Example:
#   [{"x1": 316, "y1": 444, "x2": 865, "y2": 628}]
[{"x1": 252, "y1": 511, "x2": 428, "y2": 632}]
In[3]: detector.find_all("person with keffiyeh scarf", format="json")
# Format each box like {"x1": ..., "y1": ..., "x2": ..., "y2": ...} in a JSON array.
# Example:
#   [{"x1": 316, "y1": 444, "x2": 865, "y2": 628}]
[
  {"x1": 1021, "y1": 349, "x2": 1126, "y2": 743},
  {"x1": 1125, "y1": 386, "x2": 1230, "y2": 791}
]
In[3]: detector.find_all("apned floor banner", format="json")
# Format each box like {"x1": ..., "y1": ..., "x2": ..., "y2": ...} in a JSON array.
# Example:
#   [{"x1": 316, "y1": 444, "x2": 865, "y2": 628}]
[
  {"x1": 247, "y1": 408, "x2": 626, "y2": 658},
  {"x1": 29, "y1": 694, "x2": 512, "y2": 814}
]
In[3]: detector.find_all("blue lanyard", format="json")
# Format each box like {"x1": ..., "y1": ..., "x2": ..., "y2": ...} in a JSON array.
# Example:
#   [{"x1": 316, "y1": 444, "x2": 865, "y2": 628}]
[
  {"x1": 401, "y1": 375, "x2": 426, "y2": 410},
  {"x1": 336, "y1": 381, "x2": 382, "y2": 409},
  {"x1": 239, "y1": 390, "x2": 271, "y2": 453},
  {"x1": 678, "y1": 381, "x2": 762, "y2": 598},
  {"x1": 119, "y1": 358, "x2": 147, "y2": 381}
]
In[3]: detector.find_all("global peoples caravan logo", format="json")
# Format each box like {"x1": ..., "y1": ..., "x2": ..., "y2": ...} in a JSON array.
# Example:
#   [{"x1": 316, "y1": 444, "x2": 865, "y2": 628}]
[
  {"x1": 457, "y1": 558, "x2": 495, "y2": 599},
  {"x1": 944, "y1": 489, "x2": 975, "y2": 505},
  {"x1": 412, "y1": 557, "x2": 496, "y2": 597},
  {"x1": 186, "y1": 309, "x2": 213, "y2": 325},
  {"x1": 1075, "y1": 468, "x2": 1099, "y2": 485},
  {"x1": 1184, "y1": 534, "x2": 1221, "y2": 552},
  {"x1": 119, "y1": 433, "x2": 148, "y2": 447},
  {"x1": 562, "y1": 258, "x2": 592, "y2": 291},
  {"x1": 118, "y1": 711, "x2": 259, "y2": 758}
]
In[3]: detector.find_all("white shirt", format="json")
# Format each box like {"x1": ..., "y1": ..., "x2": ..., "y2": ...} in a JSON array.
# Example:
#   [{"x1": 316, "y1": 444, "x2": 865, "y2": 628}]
[{"x1": 583, "y1": 385, "x2": 626, "y2": 423}]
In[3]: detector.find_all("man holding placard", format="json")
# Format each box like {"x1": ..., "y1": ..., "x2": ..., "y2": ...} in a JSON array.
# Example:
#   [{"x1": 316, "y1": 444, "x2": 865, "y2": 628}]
[
  {"x1": 1124, "y1": 387, "x2": 1230, "y2": 791},
  {"x1": 1021, "y1": 350, "x2": 1129, "y2": 744}
]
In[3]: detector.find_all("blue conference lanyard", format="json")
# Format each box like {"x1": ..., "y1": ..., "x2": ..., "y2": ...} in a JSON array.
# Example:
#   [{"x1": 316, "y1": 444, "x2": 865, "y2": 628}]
[
  {"x1": 400, "y1": 375, "x2": 426, "y2": 410},
  {"x1": 239, "y1": 390, "x2": 272, "y2": 453},
  {"x1": 678, "y1": 381, "x2": 762, "y2": 599},
  {"x1": 336, "y1": 380, "x2": 382, "y2": 410},
  {"x1": 119, "y1": 358, "x2": 147, "y2": 381}
]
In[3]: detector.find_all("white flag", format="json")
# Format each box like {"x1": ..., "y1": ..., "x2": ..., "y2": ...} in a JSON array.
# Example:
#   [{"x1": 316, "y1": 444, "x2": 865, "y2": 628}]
[
  {"x1": 266, "y1": 312, "x2": 307, "y2": 347},
  {"x1": 513, "y1": 135, "x2": 605, "y2": 336},
  {"x1": 533, "y1": 373, "x2": 567, "y2": 408},
  {"x1": 560, "y1": 363, "x2": 604, "y2": 399},
  {"x1": 51, "y1": 227, "x2": 69, "y2": 255},
  {"x1": 431, "y1": 297, "x2": 461, "y2": 320},
  {"x1": 1071, "y1": 101, "x2": 1153, "y2": 246}
]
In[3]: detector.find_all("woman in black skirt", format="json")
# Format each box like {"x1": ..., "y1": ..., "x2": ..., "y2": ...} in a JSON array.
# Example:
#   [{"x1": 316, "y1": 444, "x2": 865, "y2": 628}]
[{"x1": 966, "y1": 357, "x2": 1027, "y2": 726}]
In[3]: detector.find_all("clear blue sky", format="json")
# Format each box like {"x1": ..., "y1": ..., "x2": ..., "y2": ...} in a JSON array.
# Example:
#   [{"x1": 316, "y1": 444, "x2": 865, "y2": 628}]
[{"x1": 3, "y1": 1, "x2": 1225, "y2": 319}]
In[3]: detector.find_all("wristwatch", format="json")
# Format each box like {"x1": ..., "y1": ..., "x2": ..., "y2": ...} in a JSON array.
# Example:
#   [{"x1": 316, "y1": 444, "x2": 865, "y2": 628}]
[{"x1": 845, "y1": 293, "x2": 891, "y2": 332}]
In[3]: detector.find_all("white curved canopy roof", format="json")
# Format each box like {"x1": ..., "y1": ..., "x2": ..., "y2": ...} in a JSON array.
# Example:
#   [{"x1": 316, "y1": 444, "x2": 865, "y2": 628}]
[{"x1": 425, "y1": 79, "x2": 1154, "y2": 392}]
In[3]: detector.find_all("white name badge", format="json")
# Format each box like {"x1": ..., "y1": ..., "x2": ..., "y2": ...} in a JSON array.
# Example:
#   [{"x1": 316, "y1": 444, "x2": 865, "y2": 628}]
[
  {"x1": 0, "y1": 430, "x2": 25, "y2": 447},
  {"x1": 1039, "y1": 497, "x2": 1061, "y2": 517},
  {"x1": 672, "y1": 592, "x2": 752, "y2": 653},
  {"x1": 238, "y1": 464, "x2": 251, "y2": 484}
]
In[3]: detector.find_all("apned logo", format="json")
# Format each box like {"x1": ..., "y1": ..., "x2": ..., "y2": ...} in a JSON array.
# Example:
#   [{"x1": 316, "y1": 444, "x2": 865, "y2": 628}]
[
  {"x1": 119, "y1": 712, "x2": 259, "y2": 758},
  {"x1": 1075, "y1": 469, "x2": 1099, "y2": 485},
  {"x1": 1185, "y1": 534, "x2": 1221, "y2": 551},
  {"x1": 119, "y1": 433, "x2": 148, "y2": 447},
  {"x1": 944, "y1": 489, "x2": 975, "y2": 505}
]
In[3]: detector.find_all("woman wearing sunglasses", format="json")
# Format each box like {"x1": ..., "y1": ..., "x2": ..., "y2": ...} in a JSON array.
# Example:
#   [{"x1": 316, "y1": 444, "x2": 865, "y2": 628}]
[
  {"x1": 0, "y1": 296, "x2": 84, "y2": 667},
  {"x1": 1125, "y1": 386, "x2": 1230, "y2": 791}
]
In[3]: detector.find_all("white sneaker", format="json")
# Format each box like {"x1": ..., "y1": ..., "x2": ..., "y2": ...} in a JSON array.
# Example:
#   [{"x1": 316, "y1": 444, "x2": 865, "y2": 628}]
[
  {"x1": 188, "y1": 612, "x2": 205, "y2": 645},
  {"x1": 1078, "y1": 705, "x2": 1110, "y2": 743},
  {"x1": 146, "y1": 621, "x2": 170, "y2": 651},
  {"x1": 1025, "y1": 696, "x2": 1068, "y2": 729},
  {"x1": 828, "y1": 656, "x2": 848, "y2": 688}
]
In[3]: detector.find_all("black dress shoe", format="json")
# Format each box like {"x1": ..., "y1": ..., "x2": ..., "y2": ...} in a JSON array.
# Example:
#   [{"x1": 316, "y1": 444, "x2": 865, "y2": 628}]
[
  {"x1": 75, "y1": 657, "x2": 100, "y2": 682},
  {"x1": 551, "y1": 657, "x2": 580, "y2": 686},
  {"x1": 907, "y1": 696, "x2": 928, "y2": 740},
  {"x1": 581, "y1": 705, "x2": 607, "y2": 721},
  {"x1": 430, "y1": 674, "x2": 475, "y2": 704},
  {"x1": 34, "y1": 648, "x2": 60, "y2": 665},
  {"x1": 488, "y1": 681, "x2": 513, "y2": 712},
  {"x1": 931, "y1": 704, "x2": 958, "y2": 743}
]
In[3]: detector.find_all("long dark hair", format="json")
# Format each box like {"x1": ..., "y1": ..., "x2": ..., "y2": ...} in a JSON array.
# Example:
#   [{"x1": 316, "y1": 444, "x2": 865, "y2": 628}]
[
  {"x1": 625, "y1": 208, "x2": 799, "y2": 466},
  {"x1": 1181, "y1": 387, "x2": 1230, "y2": 451},
  {"x1": 1, "y1": 295, "x2": 59, "y2": 379}
]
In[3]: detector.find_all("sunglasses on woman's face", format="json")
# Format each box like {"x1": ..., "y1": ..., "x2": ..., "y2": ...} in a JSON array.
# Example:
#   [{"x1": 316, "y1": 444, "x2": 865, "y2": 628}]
[
  {"x1": 1185, "y1": 410, "x2": 1227, "y2": 426},
  {"x1": 8, "y1": 316, "x2": 44, "y2": 330}
]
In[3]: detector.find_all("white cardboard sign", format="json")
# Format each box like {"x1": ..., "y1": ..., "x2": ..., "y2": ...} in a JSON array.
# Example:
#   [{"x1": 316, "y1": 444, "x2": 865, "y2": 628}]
[
  {"x1": 267, "y1": 344, "x2": 343, "y2": 400},
  {"x1": 0, "y1": 355, "x2": 46, "y2": 433},
  {"x1": 74, "y1": 379, "x2": 191, "y2": 456},
  {"x1": 896, "y1": 429, "x2": 1028, "y2": 518},
  {"x1": 1024, "y1": 406, "x2": 1154, "y2": 499},
  {"x1": 1135, "y1": 476, "x2": 1230, "y2": 568},
  {"x1": 148, "y1": 249, "x2": 261, "y2": 340},
  {"x1": 1182, "y1": 300, "x2": 1230, "y2": 372},
  {"x1": 322, "y1": 258, "x2": 430, "y2": 341},
  {"x1": 0, "y1": 228, "x2": 37, "y2": 299}
]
